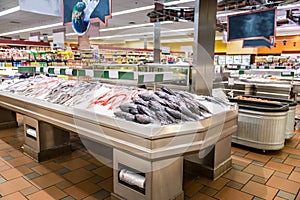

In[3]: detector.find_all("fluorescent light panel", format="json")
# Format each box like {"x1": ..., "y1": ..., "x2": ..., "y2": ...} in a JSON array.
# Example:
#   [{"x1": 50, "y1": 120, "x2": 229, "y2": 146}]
[
  {"x1": 164, "y1": 0, "x2": 195, "y2": 6},
  {"x1": 0, "y1": 0, "x2": 188, "y2": 37},
  {"x1": 1, "y1": 0, "x2": 299, "y2": 38},
  {"x1": 278, "y1": 3, "x2": 300, "y2": 10},
  {"x1": 90, "y1": 28, "x2": 194, "y2": 40},
  {"x1": 112, "y1": 5, "x2": 154, "y2": 16},
  {"x1": 101, "y1": 21, "x2": 173, "y2": 32},
  {"x1": 161, "y1": 38, "x2": 194, "y2": 43},
  {"x1": 0, "y1": 22, "x2": 62, "y2": 37},
  {"x1": 0, "y1": 6, "x2": 20, "y2": 17},
  {"x1": 37, "y1": 22, "x2": 174, "y2": 40},
  {"x1": 125, "y1": 38, "x2": 140, "y2": 42},
  {"x1": 112, "y1": 0, "x2": 195, "y2": 16},
  {"x1": 91, "y1": 31, "x2": 153, "y2": 40}
]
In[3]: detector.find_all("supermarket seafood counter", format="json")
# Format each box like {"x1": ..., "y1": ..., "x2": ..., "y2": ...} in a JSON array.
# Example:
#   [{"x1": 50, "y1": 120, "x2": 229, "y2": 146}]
[{"x1": 0, "y1": 77, "x2": 237, "y2": 200}]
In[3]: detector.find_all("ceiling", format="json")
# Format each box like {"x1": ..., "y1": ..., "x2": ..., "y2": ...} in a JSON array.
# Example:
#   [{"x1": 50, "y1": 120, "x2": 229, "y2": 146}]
[{"x1": 0, "y1": 0, "x2": 300, "y2": 45}]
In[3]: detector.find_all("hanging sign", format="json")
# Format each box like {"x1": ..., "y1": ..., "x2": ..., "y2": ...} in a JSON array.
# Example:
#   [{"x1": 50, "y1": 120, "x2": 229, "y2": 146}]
[
  {"x1": 29, "y1": 32, "x2": 40, "y2": 42},
  {"x1": 243, "y1": 39, "x2": 274, "y2": 49},
  {"x1": 53, "y1": 28, "x2": 66, "y2": 48},
  {"x1": 228, "y1": 8, "x2": 276, "y2": 43},
  {"x1": 62, "y1": 0, "x2": 112, "y2": 36}
]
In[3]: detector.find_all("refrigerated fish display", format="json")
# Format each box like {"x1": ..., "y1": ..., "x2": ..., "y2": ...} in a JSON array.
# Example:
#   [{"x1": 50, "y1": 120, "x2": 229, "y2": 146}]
[{"x1": 0, "y1": 76, "x2": 231, "y2": 125}]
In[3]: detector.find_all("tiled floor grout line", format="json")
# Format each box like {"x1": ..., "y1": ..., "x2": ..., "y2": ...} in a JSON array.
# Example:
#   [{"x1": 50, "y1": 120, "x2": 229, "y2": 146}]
[{"x1": 228, "y1": 147, "x2": 300, "y2": 199}]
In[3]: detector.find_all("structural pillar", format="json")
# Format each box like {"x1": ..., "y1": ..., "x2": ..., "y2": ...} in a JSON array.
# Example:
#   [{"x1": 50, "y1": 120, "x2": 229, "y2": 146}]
[
  {"x1": 192, "y1": 0, "x2": 218, "y2": 96},
  {"x1": 153, "y1": 22, "x2": 161, "y2": 63},
  {"x1": 144, "y1": 35, "x2": 148, "y2": 49}
]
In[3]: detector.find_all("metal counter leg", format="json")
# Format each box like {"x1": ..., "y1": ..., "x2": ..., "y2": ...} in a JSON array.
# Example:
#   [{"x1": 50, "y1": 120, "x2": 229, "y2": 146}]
[
  {"x1": 23, "y1": 116, "x2": 71, "y2": 162},
  {"x1": 112, "y1": 149, "x2": 184, "y2": 200},
  {"x1": 184, "y1": 135, "x2": 232, "y2": 181},
  {"x1": 0, "y1": 107, "x2": 18, "y2": 130}
]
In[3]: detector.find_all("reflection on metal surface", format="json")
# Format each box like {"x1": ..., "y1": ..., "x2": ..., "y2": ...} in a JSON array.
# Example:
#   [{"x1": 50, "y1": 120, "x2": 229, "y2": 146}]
[
  {"x1": 26, "y1": 128, "x2": 37, "y2": 138},
  {"x1": 119, "y1": 169, "x2": 146, "y2": 189}
]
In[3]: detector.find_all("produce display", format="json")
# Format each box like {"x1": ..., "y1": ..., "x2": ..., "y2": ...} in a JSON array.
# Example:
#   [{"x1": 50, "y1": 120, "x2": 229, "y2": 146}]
[{"x1": 0, "y1": 76, "x2": 229, "y2": 125}]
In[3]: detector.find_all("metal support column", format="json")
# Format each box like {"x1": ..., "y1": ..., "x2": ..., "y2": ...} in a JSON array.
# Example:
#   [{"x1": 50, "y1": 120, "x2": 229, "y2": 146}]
[
  {"x1": 192, "y1": 0, "x2": 218, "y2": 96},
  {"x1": 153, "y1": 22, "x2": 161, "y2": 63},
  {"x1": 144, "y1": 35, "x2": 148, "y2": 49}
]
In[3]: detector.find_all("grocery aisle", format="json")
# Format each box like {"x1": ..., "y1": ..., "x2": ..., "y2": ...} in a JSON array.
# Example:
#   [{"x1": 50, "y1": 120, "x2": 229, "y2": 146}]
[{"x1": 0, "y1": 113, "x2": 299, "y2": 200}]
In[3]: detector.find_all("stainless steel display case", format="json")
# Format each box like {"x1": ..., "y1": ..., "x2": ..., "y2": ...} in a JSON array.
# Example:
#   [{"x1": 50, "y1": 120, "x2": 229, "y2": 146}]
[
  {"x1": 145, "y1": 64, "x2": 191, "y2": 86},
  {"x1": 0, "y1": 91, "x2": 237, "y2": 200},
  {"x1": 215, "y1": 81, "x2": 255, "y2": 97},
  {"x1": 86, "y1": 63, "x2": 191, "y2": 90},
  {"x1": 229, "y1": 99, "x2": 289, "y2": 151}
]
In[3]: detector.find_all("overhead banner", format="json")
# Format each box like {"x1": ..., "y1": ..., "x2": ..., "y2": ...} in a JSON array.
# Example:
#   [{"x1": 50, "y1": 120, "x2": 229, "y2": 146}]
[
  {"x1": 243, "y1": 39, "x2": 274, "y2": 49},
  {"x1": 62, "y1": 0, "x2": 112, "y2": 35}
]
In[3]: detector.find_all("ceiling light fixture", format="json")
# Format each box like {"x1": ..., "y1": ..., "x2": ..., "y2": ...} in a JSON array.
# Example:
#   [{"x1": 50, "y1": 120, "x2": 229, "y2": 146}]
[
  {"x1": 91, "y1": 32, "x2": 153, "y2": 40},
  {"x1": 112, "y1": 5, "x2": 154, "y2": 16},
  {"x1": 1, "y1": 0, "x2": 297, "y2": 38},
  {"x1": 278, "y1": 3, "x2": 300, "y2": 10},
  {"x1": 45, "y1": 22, "x2": 174, "y2": 39},
  {"x1": 90, "y1": 28, "x2": 194, "y2": 40},
  {"x1": 164, "y1": 0, "x2": 195, "y2": 6},
  {"x1": 101, "y1": 21, "x2": 173, "y2": 32},
  {"x1": 112, "y1": 0, "x2": 195, "y2": 16},
  {"x1": 161, "y1": 38, "x2": 194, "y2": 43},
  {"x1": 0, "y1": 22, "x2": 62, "y2": 37},
  {"x1": 0, "y1": 6, "x2": 20, "y2": 17},
  {"x1": 46, "y1": 32, "x2": 77, "y2": 39},
  {"x1": 0, "y1": 0, "x2": 183, "y2": 37},
  {"x1": 217, "y1": 3, "x2": 300, "y2": 18},
  {"x1": 65, "y1": 33, "x2": 77, "y2": 36},
  {"x1": 125, "y1": 38, "x2": 141, "y2": 42},
  {"x1": 276, "y1": 26, "x2": 300, "y2": 31}
]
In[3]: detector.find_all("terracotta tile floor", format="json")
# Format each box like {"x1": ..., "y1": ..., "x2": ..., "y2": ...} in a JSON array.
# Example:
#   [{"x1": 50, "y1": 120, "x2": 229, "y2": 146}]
[{"x1": 0, "y1": 113, "x2": 299, "y2": 200}]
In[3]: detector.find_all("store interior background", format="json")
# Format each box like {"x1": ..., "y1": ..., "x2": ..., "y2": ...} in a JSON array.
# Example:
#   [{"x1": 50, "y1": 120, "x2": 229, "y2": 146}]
[
  {"x1": 1, "y1": 1, "x2": 300, "y2": 200},
  {"x1": 1, "y1": 0, "x2": 300, "y2": 56}
]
